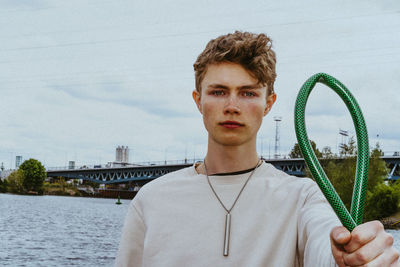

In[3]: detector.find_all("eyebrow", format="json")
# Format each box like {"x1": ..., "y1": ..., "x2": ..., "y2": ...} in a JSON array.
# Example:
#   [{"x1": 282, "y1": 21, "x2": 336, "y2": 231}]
[{"x1": 207, "y1": 83, "x2": 263, "y2": 90}]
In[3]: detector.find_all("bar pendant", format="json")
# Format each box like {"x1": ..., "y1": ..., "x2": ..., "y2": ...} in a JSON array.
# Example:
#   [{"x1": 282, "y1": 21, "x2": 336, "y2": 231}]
[{"x1": 223, "y1": 213, "x2": 231, "y2": 256}]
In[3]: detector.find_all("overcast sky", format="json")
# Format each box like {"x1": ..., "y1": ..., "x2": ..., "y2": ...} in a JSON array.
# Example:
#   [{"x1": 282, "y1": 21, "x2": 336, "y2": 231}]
[{"x1": 0, "y1": 0, "x2": 399, "y2": 169}]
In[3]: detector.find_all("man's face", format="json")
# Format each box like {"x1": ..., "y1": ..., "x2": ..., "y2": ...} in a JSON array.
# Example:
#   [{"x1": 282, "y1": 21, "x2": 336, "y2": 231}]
[{"x1": 193, "y1": 62, "x2": 276, "y2": 147}]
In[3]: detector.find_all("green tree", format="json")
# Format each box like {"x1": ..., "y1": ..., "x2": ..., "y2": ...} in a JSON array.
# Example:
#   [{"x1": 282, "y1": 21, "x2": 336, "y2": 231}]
[
  {"x1": 289, "y1": 140, "x2": 322, "y2": 158},
  {"x1": 324, "y1": 138, "x2": 400, "y2": 221},
  {"x1": 0, "y1": 178, "x2": 9, "y2": 193},
  {"x1": 324, "y1": 157, "x2": 356, "y2": 210},
  {"x1": 366, "y1": 143, "x2": 387, "y2": 192},
  {"x1": 19, "y1": 159, "x2": 46, "y2": 194},
  {"x1": 7, "y1": 169, "x2": 25, "y2": 193},
  {"x1": 324, "y1": 141, "x2": 392, "y2": 220},
  {"x1": 364, "y1": 184, "x2": 399, "y2": 221},
  {"x1": 391, "y1": 180, "x2": 400, "y2": 206}
]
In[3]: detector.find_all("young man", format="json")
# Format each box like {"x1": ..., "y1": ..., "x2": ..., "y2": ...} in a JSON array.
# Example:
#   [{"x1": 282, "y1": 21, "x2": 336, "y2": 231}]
[{"x1": 115, "y1": 31, "x2": 399, "y2": 266}]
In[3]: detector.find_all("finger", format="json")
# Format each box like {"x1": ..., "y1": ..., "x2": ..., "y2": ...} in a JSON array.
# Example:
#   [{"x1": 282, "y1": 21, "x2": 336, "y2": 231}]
[
  {"x1": 342, "y1": 230, "x2": 393, "y2": 265},
  {"x1": 331, "y1": 226, "x2": 351, "y2": 246},
  {"x1": 330, "y1": 226, "x2": 351, "y2": 267},
  {"x1": 344, "y1": 221, "x2": 383, "y2": 253},
  {"x1": 330, "y1": 241, "x2": 346, "y2": 267},
  {"x1": 348, "y1": 247, "x2": 399, "y2": 267},
  {"x1": 391, "y1": 258, "x2": 400, "y2": 267},
  {"x1": 390, "y1": 247, "x2": 400, "y2": 267}
]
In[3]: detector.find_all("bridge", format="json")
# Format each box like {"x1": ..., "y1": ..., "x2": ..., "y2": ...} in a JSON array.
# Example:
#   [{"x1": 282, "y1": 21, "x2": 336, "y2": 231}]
[
  {"x1": 47, "y1": 156, "x2": 400, "y2": 185},
  {"x1": 384, "y1": 156, "x2": 400, "y2": 181}
]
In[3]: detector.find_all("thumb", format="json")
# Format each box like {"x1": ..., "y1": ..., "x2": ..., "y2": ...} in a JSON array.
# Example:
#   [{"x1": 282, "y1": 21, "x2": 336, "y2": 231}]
[{"x1": 330, "y1": 226, "x2": 351, "y2": 246}]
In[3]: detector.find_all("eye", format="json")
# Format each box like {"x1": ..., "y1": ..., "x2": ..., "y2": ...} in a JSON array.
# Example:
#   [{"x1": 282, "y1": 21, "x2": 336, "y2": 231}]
[
  {"x1": 242, "y1": 91, "x2": 256, "y2": 97},
  {"x1": 211, "y1": 90, "x2": 225, "y2": 96}
]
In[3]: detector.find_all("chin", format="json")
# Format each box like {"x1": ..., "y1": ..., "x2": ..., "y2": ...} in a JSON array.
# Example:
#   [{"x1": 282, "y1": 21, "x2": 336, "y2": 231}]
[{"x1": 213, "y1": 136, "x2": 250, "y2": 147}]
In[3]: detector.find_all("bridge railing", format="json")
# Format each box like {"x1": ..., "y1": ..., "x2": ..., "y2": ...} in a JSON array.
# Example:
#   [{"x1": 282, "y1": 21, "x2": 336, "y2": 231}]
[
  {"x1": 46, "y1": 158, "x2": 204, "y2": 171},
  {"x1": 45, "y1": 153, "x2": 400, "y2": 171}
]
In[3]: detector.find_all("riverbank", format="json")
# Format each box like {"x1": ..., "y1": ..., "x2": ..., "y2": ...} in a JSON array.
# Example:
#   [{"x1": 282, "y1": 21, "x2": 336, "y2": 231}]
[
  {"x1": 382, "y1": 211, "x2": 400, "y2": 229},
  {"x1": 42, "y1": 181, "x2": 137, "y2": 199},
  {"x1": 43, "y1": 182, "x2": 84, "y2": 197},
  {"x1": 4, "y1": 183, "x2": 137, "y2": 200}
]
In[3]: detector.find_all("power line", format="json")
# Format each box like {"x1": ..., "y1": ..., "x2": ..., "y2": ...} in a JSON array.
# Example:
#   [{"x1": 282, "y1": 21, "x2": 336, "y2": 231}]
[
  {"x1": 0, "y1": 9, "x2": 398, "y2": 53},
  {"x1": 1, "y1": 54, "x2": 399, "y2": 89}
]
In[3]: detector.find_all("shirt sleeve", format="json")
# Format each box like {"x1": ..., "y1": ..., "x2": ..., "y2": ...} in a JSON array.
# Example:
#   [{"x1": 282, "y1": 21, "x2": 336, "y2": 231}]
[
  {"x1": 297, "y1": 181, "x2": 341, "y2": 267},
  {"x1": 114, "y1": 200, "x2": 146, "y2": 267}
]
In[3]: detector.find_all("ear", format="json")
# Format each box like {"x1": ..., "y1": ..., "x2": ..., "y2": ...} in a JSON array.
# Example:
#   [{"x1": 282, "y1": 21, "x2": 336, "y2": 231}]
[
  {"x1": 192, "y1": 90, "x2": 203, "y2": 114},
  {"x1": 264, "y1": 93, "x2": 277, "y2": 116}
]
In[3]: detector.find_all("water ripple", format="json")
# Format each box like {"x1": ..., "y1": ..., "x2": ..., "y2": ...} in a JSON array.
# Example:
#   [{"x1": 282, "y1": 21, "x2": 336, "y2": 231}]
[{"x1": 0, "y1": 194, "x2": 129, "y2": 266}]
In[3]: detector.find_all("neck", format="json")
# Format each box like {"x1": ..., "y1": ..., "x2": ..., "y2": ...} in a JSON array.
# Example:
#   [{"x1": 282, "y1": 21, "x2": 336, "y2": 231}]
[{"x1": 200, "y1": 138, "x2": 259, "y2": 175}]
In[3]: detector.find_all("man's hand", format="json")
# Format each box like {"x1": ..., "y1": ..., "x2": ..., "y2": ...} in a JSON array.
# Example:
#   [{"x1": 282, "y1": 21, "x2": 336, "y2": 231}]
[{"x1": 330, "y1": 221, "x2": 399, "y2": 266}]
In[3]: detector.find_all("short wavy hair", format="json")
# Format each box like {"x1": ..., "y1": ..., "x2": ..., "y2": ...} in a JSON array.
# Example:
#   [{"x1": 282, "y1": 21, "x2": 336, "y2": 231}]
[{"x1": 193, "y1": 31, "x2": 276, "y2": 95}]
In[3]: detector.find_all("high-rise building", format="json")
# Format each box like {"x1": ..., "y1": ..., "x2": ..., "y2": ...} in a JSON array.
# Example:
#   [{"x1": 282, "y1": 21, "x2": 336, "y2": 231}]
[
  {"x1": 116, "y1": 146, "x2": 122, "y2": 162},
  {"x1": 122, "y1": 146, "x2": 129, "y2": 163},
  {"x1": 116, "y1": 146, "x2": 129, "y2": 163},
  {"x1": 16, "y1": 156, "x2": 23, "y2": 169}
]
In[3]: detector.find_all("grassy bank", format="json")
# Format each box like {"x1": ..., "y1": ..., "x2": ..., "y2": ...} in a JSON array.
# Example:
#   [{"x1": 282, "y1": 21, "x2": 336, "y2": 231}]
[{"x1": 42, "y1": 181, "x2": 83, "y2": 197}]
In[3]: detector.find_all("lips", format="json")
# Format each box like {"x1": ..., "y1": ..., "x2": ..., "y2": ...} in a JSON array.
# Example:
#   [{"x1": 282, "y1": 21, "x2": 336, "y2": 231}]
[{"x1": 219, "y1": 120, "x2": 244, "y2": 129}]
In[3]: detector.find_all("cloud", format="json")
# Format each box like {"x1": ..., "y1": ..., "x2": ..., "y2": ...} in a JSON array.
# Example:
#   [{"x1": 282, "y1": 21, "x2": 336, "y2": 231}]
[
  {"x1": 1, "y1": 0, "x2": 399, "y2": 167},
  {"x1": 49, "y1": 82, "x2": 195, "y2": 119}
]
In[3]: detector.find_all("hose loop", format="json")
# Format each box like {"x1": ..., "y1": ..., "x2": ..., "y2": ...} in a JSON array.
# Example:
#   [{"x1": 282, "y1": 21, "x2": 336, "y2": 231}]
[{"x1": 294, "y1": 73, "x2": 369, "y2": 231}]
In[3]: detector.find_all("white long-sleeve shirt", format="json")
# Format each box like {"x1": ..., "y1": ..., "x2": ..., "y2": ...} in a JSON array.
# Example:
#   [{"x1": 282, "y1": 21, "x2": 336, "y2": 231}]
[{"x1": 115, "y1": 162, "x2": 340, "y2": 267}]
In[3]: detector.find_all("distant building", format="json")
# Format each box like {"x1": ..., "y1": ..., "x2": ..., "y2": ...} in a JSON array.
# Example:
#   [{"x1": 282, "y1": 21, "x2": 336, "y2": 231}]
[
  {"x1": 116, "y1": 146, "x2": 122, "y2": 162},
  {"x1": 107, "y1": 161, "x2": 139, "y2": 168},
  {"x1": 68, "y1": 161, "x2": 75, "y2": 170},
  {"x1": 16, "y1": 156, "x2": 23, "y2": 169},
  {"x1": 116, "y1": 146, "x2": 129, "y2": 163}
]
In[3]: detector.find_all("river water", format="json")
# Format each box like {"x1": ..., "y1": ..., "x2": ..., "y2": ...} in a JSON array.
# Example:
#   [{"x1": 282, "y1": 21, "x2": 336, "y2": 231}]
[
  {"x1": 0, "y1": 194, "x2": 128, "y2": 266},
  {"x1": 1, "y1": 193, "x2": 400, "y2": 266}
]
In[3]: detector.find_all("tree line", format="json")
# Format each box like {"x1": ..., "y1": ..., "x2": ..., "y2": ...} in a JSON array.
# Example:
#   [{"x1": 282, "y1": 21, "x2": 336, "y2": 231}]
[
  {"x1": 0, "y1": 159, "x2": 46, "y2": 194},
  {"x1": 289, "y1": 137, "x2": 399, "y2": 222}
]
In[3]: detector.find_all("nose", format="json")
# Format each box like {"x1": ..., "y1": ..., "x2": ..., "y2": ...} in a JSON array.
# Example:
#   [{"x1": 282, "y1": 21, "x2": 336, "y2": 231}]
[{"x1": 223, "y1": 95, "x2": 240, "y2": 114}]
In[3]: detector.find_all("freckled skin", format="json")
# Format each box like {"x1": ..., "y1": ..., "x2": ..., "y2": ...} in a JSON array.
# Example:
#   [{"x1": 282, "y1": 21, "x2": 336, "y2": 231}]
[{"x1": 193, "y1": 62, "x2": 276, "y2": 148}]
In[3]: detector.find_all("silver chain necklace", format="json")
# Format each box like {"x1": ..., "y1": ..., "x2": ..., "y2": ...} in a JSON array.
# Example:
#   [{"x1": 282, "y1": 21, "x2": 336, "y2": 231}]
[{"x1": 203, "y1": 159, "x2": 261, "y2": 256}]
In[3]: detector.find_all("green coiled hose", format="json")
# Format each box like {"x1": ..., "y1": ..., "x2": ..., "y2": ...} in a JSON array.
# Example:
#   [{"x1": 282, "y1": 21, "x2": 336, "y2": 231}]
[{"x1": 294, "y1": 73, "x2": 369, "y2": 231}]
